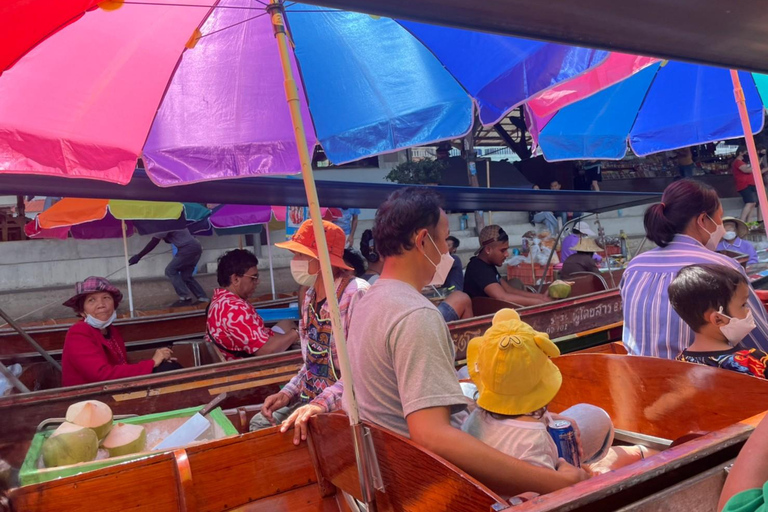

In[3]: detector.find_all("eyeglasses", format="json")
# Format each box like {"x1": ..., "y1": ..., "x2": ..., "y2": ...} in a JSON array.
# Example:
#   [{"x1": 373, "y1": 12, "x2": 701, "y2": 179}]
[{"x1": 244, "y1": 273, "x2": 260, "y2": 281}]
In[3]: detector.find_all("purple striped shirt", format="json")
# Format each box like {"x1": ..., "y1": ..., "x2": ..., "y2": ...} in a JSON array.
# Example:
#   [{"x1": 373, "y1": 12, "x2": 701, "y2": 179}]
[{"x1": 620, "y1": 234, "x2": 768, "y2": 359}]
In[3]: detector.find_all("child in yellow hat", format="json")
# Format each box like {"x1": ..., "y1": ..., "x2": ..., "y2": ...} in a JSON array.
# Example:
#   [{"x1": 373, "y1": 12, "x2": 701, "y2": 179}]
[{"x1": 462, "y1": 309, "x2": 648, "y2": 482}]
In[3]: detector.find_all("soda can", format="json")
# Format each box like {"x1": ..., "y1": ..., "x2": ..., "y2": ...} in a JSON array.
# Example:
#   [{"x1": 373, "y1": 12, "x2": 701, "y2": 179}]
[{"x1": 548, "y1": 420, "x2": 581, "y2": 467}]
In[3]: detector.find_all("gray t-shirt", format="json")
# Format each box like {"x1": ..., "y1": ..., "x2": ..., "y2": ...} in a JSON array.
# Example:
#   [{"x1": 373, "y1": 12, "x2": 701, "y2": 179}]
[
  {"x1": 153, "y1": 229, "x2": 200, "y2": 250},
  {"x1": 343, "y1": 278, "x2": 468, "y2": 438}
]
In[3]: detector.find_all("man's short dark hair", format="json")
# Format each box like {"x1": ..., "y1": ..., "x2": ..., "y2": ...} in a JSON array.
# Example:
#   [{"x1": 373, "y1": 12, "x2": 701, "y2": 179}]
[
  {"x1": 373, "y1": 187, "x2": 443, "y2": 258},
  {"x1": 668, "y1": 264, "x2": 748, "y2": 331},
  {"x1": 446, "y1": 236, "x2": 460, "y2": 248},
  {"x1": 343, "y1": 248, "x2": 366, "y2": 278},
  {"x1": 217, "y1": 249, "x2": 259, "y2": 287}
]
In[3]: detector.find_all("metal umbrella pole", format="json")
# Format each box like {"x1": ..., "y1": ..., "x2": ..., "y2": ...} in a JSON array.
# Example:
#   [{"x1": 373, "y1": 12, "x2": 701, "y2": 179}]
[
  {"x1": 268, "y1": 0, "x2": 378, "y2": 507},
  {"x1": 121, "y1": 220, "x2": 136, "y2": 318},
  {"x1": 265, "y1": 226, "x2": 277, "y2": 300}
]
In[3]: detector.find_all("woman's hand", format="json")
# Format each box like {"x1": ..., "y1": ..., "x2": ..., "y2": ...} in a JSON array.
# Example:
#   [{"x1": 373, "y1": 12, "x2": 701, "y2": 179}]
[
  {"x1": 280, "y1": 404, "x2": 324, "y2": 445},
  {"x1": 152, "y1": 347, "x2": 173, "y2": 367},
  {"x1": 260, "y1": 392, "x2": 291, "y2": 425}
]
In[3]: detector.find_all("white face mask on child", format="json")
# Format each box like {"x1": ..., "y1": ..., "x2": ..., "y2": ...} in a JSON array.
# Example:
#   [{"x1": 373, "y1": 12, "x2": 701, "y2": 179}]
[{"x1": 718, "y1": 307, "x2": 756, "y2": 346}]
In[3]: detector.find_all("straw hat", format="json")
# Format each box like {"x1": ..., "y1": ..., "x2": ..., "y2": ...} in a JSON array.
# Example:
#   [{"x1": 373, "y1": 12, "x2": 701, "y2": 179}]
[
  {"x1": 467, "y1": 309, "x2": 562, "y2": 416},
  {"x1": 572, "y1": 237, "x2": 603, "y2": 253},
  {"x1": 275, "y1": 219, "x2": 352, "y2": 270},
  {"x1": 63, "y1": 277, "x2": 123, "y2": 310},
  {"x1": 722, "y1": 217, "x2": 749, "y2": 239}
]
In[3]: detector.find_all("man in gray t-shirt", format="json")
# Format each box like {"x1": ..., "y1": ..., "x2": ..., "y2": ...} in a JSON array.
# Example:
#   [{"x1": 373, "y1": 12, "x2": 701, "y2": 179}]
[
  {"x1": 341, "y1": 187, "x2": 587, "y2": 497},
  {"x1": 129, "y1": 228, "x2": 208, "y2": 307}
]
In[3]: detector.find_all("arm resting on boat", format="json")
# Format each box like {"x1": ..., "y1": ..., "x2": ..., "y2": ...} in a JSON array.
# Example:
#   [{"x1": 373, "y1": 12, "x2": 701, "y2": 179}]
[
  {"x1": 485, "y1": 282, "x2": 548, "y2": 307},
  {"x1": 65, "y1": 327, "x2": 155, "y2": 384},
  {"x1": 718, "y1": 415, "x2": 768, "y2": 511},
  {"x1": 407, "y1": 406, "x2": 589, "y2": 497}
]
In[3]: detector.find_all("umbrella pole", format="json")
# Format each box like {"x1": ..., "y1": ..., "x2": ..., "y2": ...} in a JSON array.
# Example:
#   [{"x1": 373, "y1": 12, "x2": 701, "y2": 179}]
[
  {"x1": 731, "y1": 70, "x2": 768, "y2": 226},
  {"x1": 269, "y1": 0, "x2": 377, "y2": 505},
  {"x1": 265, "y1": 226, "x2": 277, "y2": 300},
  {"x1": 121, "y1": 220, "x2": 135, "y2": 318}
]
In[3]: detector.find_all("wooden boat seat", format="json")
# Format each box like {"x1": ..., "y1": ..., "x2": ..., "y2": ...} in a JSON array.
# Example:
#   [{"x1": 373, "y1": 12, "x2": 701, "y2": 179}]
[
  {"x1": 126, "y1": 340, "x2": 223, "y2": 368},
  {"x1": 308, "y1": 412, "x2": 507, "y2": 511},
  {"x1": 15, "y1": 362, "x2": 61, "y2": 394},
  {"x1": 471, "y1": 296, "x2": 523, "y2": 316},
  {"x1": 9, "y1": 426, "x2": 330, "y2": 512},
  {"x1": 550, "y1": 354, "x2": 768, "y2": 441},
  {"x1": 615, "y1": 460, "x2": 732, "y2": 512}
]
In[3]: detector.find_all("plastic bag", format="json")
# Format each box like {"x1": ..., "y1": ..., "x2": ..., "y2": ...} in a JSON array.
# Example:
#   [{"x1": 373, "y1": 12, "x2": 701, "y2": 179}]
[{"x1": 0, "y1": 363, "x2": 22, "y2": 396}]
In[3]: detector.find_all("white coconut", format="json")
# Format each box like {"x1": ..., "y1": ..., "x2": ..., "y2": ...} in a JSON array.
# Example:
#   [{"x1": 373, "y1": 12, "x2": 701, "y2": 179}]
[
  {"x1": 101, "y1": 423, "x2": 147, "y2": 458},
  {"x1": 65, "y1": 400, "x2": 113, "y2": 440},
  {"x1": 41, "y1": 422, "x2": 98, "y2": 468}
]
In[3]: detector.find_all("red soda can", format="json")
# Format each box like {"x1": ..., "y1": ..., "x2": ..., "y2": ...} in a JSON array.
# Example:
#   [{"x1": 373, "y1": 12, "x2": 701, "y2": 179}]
[{"x1": 548, "y1": 419, "x2": 581, "y2": 467}]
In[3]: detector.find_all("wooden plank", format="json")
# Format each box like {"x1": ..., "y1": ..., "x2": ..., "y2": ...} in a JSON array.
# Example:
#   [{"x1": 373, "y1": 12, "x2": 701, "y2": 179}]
[
  {"x1": 550, "y1": 354, "x2": 768, "y2": 441},
  {"x1": 9, "y1": 453, "x2": 182, "y2": 512},
  {"x1": 231, "y1": 485, "x2": 341, "y2": 512},
  {"x1": 615, "y1": 461, "x2": 731, "y2": 512},
  {"x1": 184, "y1": 428, "x2": 318, "y2": 512},
  {"x1": 450, "y1": 289, "x2": 623, "y2": 360},
  {"x1": 308, "y1": 414, "x2": 507, "y2": 511}
]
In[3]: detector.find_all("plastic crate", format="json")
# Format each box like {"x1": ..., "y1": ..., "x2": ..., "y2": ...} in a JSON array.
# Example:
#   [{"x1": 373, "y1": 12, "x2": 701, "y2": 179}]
[
  {"x1": 20, "y1": 405, "x2": 237, "y2": 486},
  {"x1": 507, "y1": 264, "x2": 555, "y2": 286}
]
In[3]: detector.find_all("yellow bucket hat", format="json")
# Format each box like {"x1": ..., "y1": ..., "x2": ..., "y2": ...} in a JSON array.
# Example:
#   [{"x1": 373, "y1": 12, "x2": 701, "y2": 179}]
[{"x1": 467, "y1": 309, "x2": 562, "y2": 416}]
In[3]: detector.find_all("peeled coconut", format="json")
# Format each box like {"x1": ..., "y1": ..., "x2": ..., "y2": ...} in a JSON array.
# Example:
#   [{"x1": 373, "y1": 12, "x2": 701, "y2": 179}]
[
  {"x1": 101, "y1": 423, "x2": 147, "y2": 458},
  {"x1": 66, "y1": 400, "x2": 113, "y2": 440},
  {"x1": 42, "y1": 422, "x2": 98, "y2": 468},
  {"x1": 548, "y1": 280, "x2": 573, "y2": 300}
]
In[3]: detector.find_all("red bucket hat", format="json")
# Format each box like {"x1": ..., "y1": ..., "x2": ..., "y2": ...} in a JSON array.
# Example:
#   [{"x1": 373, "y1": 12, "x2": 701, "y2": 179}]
[
  {"x1": 63, "y1": 277, "x2": 123, "y2": 310},
  {"x1": 275, "y1": 220, "x2": 352, "y2": 270}
]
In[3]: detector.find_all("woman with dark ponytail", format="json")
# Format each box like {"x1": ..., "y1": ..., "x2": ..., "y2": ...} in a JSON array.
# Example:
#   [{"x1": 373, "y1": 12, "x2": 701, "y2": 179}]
[{"x1": 621, "y1": 179, "x2": 768, "y2": 359}]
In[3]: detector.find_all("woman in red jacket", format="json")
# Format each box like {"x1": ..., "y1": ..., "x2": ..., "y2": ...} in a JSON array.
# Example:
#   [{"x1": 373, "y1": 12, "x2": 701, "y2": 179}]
[{"x1": 61, "y1": 277, "x2": 174, "y2": 387}]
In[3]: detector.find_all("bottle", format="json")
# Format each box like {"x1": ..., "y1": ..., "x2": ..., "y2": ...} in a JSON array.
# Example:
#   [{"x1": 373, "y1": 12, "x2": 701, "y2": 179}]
[{"x1": 460, "y1": 213, "x2": 468, "y2": 231}]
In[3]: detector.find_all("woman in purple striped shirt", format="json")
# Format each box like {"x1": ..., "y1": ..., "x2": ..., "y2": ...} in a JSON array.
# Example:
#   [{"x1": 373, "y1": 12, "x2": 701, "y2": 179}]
[{"x1": 620, "y1": 179, "x2": 768, "y2": 359}]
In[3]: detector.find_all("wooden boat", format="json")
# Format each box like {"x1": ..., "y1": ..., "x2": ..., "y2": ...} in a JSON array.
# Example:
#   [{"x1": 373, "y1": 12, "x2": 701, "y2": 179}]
[
  {"x1": 7, "y1": 354, "x2": 766, "y2": 511},
  {"x1": 0, "y1": 294, "x2": 298, "y2": 362},
  {"x1": 0, "y1": 322, "x2": 624, "y2": 491}
]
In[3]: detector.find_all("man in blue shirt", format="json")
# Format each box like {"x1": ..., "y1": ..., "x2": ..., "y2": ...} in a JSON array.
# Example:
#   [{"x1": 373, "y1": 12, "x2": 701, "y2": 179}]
[{"x1": 333, "y1": 208, "x2": 361, "y2": 248}]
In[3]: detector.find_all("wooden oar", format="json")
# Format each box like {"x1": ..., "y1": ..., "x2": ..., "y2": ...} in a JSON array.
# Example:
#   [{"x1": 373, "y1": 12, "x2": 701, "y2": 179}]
[{"x1": 0, "y1": 306, "x2": 62, "y2": 372}]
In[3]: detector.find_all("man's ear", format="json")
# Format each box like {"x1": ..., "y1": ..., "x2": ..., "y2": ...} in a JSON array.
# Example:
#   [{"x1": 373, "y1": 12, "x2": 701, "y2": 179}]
[{"x1": 414, "y1": 228, "x2": 428, "y2": 248}]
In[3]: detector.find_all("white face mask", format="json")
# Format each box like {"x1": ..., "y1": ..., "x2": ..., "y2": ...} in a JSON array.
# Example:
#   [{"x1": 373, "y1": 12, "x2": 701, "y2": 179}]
[
  {"x1": 290, "y1": 259, "x2": 318, "y2": 287},
  {"x1": 723, "y1": 230, "x2": 737, "y2": 241},
  {"x1": 718, "y1": 307, "x2": 756, "y2": 346},
  {"x1": 85, "y1": 311, "x2": 117, "y2": 330},
  {"x1": 423, "y1": 233, "x2": 454, "y2": 287},
  {"x1": 700, "y1": 215, "x2": 726, "y2": 251}
]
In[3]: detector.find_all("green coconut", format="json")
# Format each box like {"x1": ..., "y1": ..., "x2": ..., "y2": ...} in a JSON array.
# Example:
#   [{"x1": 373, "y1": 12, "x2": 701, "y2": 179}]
[
  {"x1": 548, "y1": 280, "x2": 573, "y2": 299},
  {"x1": 101, "y1": 423, "x2": 147, "y2": 458},
  {"x1": 41, "y1": 422, "x2": 98, "y2": 468},
  {"x1": 66, "y1": 400, "x2": 113, "y2": 440}
]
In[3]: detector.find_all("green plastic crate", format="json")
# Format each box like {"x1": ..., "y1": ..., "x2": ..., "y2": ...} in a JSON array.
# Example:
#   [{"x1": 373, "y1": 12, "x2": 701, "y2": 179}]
[{"x1": 20, "y1": 405, "x2": 237, "y2": 486}]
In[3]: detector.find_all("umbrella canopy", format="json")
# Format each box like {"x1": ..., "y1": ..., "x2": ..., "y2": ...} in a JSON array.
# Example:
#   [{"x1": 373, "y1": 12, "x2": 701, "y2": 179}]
[
  {"x1": 533, "y1": 62, "x2": 768, "y2": 161},
  {"x1": 1, "y1": 1, "x2": 608, "y2": 186},
  {"x1": 24, "y1": 198, "x2": 206, "y2": 239}
]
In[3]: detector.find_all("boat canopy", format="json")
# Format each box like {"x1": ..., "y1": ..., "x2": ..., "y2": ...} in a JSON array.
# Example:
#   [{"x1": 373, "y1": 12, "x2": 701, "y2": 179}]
[{"x1": 0, "y1": 171, "x2": 660, "y2": 214}]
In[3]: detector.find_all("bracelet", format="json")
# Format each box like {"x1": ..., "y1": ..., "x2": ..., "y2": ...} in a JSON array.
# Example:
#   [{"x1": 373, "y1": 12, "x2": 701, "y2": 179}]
[{"x1": 638, "y1": 445, "x2": 646, "y2": 460}]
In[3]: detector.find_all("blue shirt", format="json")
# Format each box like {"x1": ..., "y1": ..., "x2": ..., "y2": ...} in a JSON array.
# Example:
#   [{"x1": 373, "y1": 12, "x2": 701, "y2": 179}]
[
  {"x1": 621, "y1": 235, "x2": 768, "y2": 359},
  {"x1": 717, "y1": 237, "x2": 759, "y2": 265},
  {"x1": 334, "y1": 208, "x2": 360, "y2": 235}
]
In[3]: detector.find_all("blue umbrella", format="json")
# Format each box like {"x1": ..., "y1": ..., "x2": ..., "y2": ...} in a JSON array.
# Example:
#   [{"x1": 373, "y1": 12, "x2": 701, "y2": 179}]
[{"x1": 536, "y1": 61, "x2": 768, "y2": 161}]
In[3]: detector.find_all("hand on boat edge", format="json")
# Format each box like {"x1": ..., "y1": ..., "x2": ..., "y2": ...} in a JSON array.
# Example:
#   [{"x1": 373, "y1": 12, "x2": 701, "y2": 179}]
[{"x1": 280, "y1": 404, "x2": 325, "y2": 445}]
